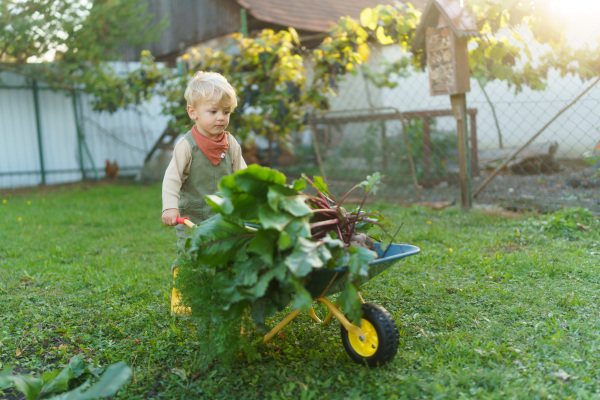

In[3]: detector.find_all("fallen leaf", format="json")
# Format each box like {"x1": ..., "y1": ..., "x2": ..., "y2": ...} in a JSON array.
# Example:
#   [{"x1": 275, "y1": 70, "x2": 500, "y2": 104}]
[{"x1": 550, "y1": 369, "x2": 571, "y2": 381}]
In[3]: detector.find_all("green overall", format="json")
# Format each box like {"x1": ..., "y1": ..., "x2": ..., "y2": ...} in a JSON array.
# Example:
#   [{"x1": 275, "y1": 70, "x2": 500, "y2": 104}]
[{"x1": 175, "y1": 130, "x2": 233, "y2": 250}]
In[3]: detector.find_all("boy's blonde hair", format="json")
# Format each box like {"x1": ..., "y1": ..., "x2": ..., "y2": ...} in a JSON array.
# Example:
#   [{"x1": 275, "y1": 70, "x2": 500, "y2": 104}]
[{"x1": 184, "y1": 71, "x2": 238, "y2": 110}]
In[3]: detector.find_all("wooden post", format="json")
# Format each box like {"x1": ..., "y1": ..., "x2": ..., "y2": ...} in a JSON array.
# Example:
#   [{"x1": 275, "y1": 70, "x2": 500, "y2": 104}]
[
  {"x1": 469, "y1": 111, "x2": 479, "y2": 177},
  {"x1": 309, "y1": 120, "x2": 327, "y2": 180},
  {"x1": 381, "y1": 121, "x2": 388, "y2": 171},
  {"x1": 451, "y1": 93, "x2": 471, "y2": 210},
  {"x1": 423, "y1": 117, "x2": 431, "y2": 184}
]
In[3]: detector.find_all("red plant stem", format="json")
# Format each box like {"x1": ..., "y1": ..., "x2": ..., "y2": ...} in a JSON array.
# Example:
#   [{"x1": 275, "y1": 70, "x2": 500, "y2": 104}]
[
  {"x1": 312, "y1": 230, "x2": 328, "y2": 239},
  {"x1": 338, "y1": 184, "x2": 361, "y2": 206},
  {"x1": 311, "y1": 197, "x2": 332, "y2": 209},
  {"x1": 347, "y1": 188, "x2": 370, "y2": 240},
  {"x1": 310, "y1": 219, "x2": 339, "y2": 229},
  {"x1": 303, "y1": 176, "x2": 331, "y2": 204},
  {"x1": 336, "y1": 225, "x2": 345, "y2": 241},
  {"x1": 310, "y1": 208, "x2": 338, "y2": 216}
]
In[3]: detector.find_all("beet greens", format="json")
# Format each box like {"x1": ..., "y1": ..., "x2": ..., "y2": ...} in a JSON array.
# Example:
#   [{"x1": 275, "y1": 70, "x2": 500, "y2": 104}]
[{"x1": 176, "y1": 165, "x2": 393, "y2": 361}]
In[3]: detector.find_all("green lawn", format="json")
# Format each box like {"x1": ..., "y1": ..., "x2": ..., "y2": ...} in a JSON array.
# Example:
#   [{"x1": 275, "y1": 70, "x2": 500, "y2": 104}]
[{"x1": 1, "y1": 183, "x2": 600, "y2": 399}]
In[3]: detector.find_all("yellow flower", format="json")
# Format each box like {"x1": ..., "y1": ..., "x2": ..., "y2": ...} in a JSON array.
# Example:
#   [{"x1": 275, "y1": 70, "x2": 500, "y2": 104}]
[
  {"x1": 427, "y1": 221, "x2": 432, "y2": 224},
  {"x1": 449, "y1": 248, "x2": 453, "y2": 252},
  {"x1": 18, "y1": 217, "x2": 22, "y2": 222},
  {"x1": 182, "y1": 53, "x2": 190, "y2": 61},
  {"x1": 27, "y1": 201, "x2": 31, "y2": 205},
  {"x1": 2, "y1": 199, "x2": 6, "y2": 204}
]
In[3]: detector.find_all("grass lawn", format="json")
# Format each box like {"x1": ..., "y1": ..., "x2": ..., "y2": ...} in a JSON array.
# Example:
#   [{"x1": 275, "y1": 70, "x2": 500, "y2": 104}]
[{"x1": 1, "y1": 182, "x2": 600, "y2": 399}]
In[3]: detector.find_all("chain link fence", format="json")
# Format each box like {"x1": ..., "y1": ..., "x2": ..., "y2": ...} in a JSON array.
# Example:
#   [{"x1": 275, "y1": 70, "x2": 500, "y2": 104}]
[{"x1": 273, "y1": 38, "x2": 600, "y2": 214}]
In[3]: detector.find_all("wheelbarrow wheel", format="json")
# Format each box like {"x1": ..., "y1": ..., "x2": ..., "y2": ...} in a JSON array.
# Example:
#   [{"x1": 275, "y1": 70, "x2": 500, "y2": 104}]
[{"x1": 340, "y1": 303, "x2": 399, "y2": 367}]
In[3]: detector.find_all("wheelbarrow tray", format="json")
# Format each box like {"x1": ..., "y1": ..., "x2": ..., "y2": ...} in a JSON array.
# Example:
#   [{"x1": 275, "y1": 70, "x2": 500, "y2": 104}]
[{"x1": 304, "y1": 243, "x2": 420, "y2": 299}]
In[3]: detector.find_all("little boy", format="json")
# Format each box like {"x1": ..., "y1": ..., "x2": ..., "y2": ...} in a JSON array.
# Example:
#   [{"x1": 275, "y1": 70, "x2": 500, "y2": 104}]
[{"x1": 162, "y1": 71, "x2": 247, "y2": 313}]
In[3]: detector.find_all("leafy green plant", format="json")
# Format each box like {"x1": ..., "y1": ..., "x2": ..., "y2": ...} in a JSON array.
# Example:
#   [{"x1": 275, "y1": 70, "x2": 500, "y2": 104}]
[
  {"x1": 176, "y1": 166, "x2": 391, "y2": 361},
  {"x1": 538, "y1": 207, "x2": 598, "y2": 239},
  {"x1": 0, "y1": 355, "x2": 131, "y2": 400}
]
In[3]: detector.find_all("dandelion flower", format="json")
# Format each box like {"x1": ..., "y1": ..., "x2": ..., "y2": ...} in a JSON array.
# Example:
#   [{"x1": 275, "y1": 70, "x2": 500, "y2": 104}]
[
  {"x1": 427, "y1": 221, "x2": 432, "y2": 224},
  {"x1": 449, "y1": 248, "x2": 453, "y2": 252},
  {"x1": 18, "y1": 217, "x2": 22, "y2": 222},
  {"x1": 27, "y1": 201, "x2": 31, "y2": 205},
  {"x1": 2, "y1": 199, "x2": 6, "y2": 204}
]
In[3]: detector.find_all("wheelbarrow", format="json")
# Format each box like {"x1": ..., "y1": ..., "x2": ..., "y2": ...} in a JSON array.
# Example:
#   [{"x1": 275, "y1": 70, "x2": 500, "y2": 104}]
[{"x1": 173, "y1": 217, "x2": 420, "y2": 367}]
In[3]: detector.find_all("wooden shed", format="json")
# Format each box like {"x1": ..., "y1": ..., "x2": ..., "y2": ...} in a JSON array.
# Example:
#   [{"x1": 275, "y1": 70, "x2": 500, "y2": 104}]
[{"x1": 124, "y1": 0, "x2": 427, "y2": 64}]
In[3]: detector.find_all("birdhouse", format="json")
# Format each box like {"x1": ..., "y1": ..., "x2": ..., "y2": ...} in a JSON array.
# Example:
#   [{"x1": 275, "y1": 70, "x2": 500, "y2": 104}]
[{"x1": 412, "y1": 0, "x2": 478, "y2": 96}]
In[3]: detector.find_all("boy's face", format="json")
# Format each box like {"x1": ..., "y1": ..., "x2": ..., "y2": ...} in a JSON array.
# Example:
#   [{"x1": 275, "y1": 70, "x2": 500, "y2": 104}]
[{"x1": 187, "y1": 100, "x2": 231, "y2": 139}]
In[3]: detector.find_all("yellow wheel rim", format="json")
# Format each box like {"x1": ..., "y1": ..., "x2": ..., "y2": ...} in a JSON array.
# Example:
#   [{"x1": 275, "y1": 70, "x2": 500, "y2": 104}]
[{"x1": 348, "y1": 318, "x2": 378, "y2": 357}]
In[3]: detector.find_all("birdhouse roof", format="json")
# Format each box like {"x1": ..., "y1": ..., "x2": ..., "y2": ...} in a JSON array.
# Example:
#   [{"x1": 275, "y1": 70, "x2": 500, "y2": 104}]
[{"x1": 412, "y1": 0, "x2": 479, "y2": 53}]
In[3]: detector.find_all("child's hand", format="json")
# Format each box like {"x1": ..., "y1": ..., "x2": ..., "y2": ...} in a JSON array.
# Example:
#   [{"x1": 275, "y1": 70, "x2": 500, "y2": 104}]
[{"x1": 162, "y1": 208, "x2": 181, "y2": 226}]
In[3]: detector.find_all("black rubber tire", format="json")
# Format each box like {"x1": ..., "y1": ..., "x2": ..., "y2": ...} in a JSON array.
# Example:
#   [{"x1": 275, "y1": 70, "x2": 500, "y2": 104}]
[{"x1": 340, "y1": 303, "x2": 400, "y2": 367}]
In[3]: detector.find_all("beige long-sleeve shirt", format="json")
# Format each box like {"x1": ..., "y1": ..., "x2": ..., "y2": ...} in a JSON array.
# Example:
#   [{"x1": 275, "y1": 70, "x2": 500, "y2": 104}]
[{"x1": 162, "y1": 132, "x2": 247, "y2": 212}]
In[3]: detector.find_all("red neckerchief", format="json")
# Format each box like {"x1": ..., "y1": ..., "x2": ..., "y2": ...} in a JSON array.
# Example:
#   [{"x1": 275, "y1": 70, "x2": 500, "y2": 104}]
[{"x1": 191, "y1": 125, "x2": 229, "y2": 166}]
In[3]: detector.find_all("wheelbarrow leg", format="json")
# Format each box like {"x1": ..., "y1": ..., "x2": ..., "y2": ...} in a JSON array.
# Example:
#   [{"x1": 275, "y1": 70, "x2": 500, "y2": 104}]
[
  {"x1": 171, "y1": 267, "x2": 191, "y2": 316},
  {"x1": 308, "y1": 307, "x2": 322, "y2": 323},
  {"x1": 263, "y1": 309, "x2": 301, "y2": 344},
  {"x1": 320, "y1": 294, "x2": 364, "y2": 325},
  {"x1": 315, "y1": 298, "x2": 365, "y2": 339}
]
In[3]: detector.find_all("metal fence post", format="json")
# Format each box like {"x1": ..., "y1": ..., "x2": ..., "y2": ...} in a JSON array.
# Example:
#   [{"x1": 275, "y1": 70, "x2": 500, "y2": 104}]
[
  {"x1": 72, "y1": 90, "x2": 86, "y2": 179},
  {"x1": 72, "y1": 91, "x2": 99, "y2": 180},
  {"x1": 32, "y1": 80, "x2": 46, "y2": 185}
]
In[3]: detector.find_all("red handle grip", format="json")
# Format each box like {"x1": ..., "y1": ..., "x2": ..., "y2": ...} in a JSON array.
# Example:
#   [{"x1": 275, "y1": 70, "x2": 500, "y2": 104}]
[{"x1": 176, "y1": 217, "x2": 195, "y2": 228}]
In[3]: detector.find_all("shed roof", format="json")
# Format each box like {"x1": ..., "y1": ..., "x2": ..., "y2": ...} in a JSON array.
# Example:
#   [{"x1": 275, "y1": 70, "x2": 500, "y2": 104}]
[
  {"x1": 237, "y1": 0, "x2": 428, "y2": 33},
  {"x1": 412, "y1": 0, "x2": 478, "y2": 53}
]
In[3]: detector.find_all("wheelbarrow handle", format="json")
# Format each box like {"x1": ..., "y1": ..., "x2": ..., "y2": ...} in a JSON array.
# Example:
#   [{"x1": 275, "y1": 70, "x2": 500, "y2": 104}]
[{"x1": 176, "y1": 217, "x2": 196, "y2": 228}]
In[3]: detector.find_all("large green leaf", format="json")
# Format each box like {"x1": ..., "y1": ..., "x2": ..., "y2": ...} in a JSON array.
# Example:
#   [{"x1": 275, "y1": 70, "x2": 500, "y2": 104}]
[
  {"x1": 285, "y1": 237, "x2": 325, "y2": 277},
  {"x1": 347, "y1": 246, "x2": 377, "y2": 277},
  {"x1": 205, "y1": 194, "x2": 234, "y2": 215},
  {"x1": 234, "y1": 165, "x2": 286, "y2": 196},
  {"x1": 190, "y1": 215, "x2": 253, "y2": 265},
  {"x1": 217, "y1": 174, "x2": 239, "y2": 196},
  {"x1": 1, "y1": 373, "x2": 42, "y2": 400},
  {"x1": 247, "y1": 230, "x2": 277, "y2": 265},
  {"x1": 267, "y1": 185, "x2": 312, "y2": 217},
  {"x1": 290, "y1": 178, "x2": 306, "y2": 191},
  {"x1": 41, "y1": 355, "x2": 88, "y2": 395},
  {"x1": 337, "y1": 283, "x2": 362, "y2": 323},
  {"x1": 258, "y1": 204, "x2": 295, "y2": 231},
  {"x1": 277, "y1": 230, "x2": 292, "y2": 250},
  {"x1": 291, "y1": 283, "x2": 313, "y2": 310},
  {"x1": 51, "y1": 362, "x2": 131, "y2": 400},
  {"x1": 283, "y1": 218, "x2": 311, "y2": 243}
]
